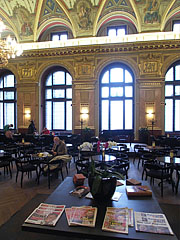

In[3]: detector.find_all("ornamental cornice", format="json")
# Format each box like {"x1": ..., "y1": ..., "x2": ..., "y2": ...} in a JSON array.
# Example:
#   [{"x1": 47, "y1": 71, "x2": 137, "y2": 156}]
[
  {"x1": 139, "y1": 82, "x2": 162, "y2": 87},
  {"x1": 19, "y1": 40, "x2": 180, "y2": 58},
  {"x1": 74, "y1": 84, "x2": 95, "y2": 90}
]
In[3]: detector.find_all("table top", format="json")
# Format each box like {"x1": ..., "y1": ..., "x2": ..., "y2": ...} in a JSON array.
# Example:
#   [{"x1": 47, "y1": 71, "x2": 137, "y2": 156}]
[
  {"x1": 92, "y1": 154, "x2": 116, "y2": 162},
  {"x1": 157, "y1": 156, "x2": 180, "y2": 164},
  {"x1": 22, "y1": 177, "x2": 178, "y2": 240}
]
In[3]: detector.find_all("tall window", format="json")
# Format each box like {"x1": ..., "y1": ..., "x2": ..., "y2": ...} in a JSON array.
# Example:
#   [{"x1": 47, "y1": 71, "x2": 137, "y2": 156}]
[
  {"x1": 44, "y1": 68, "x2": 72, "y2": 131},
  {"x1": 173, "y1": 20, "x2": 180, "y2": 33},
  {"x1": 107, "y1": 26, "x2": 126, "y2": 37},
  {"x1": 165, "y1": 62, "x2": 180, "y2": 132},
  {"x1": 99, "y1": 63, "x2": 134, "y2": 131},
  {"x1": 0, "y1": 72, "x2": 16, "y2": 129},
  {"x1": 51, "y1": 32, "x2": 68, "y2": 41}
]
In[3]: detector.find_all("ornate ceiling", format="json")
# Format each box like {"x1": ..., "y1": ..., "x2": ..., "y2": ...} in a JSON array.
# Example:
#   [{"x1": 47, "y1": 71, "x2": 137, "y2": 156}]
[{"x1": 0, "y1": 0, "x2": 180, "y2": 43}]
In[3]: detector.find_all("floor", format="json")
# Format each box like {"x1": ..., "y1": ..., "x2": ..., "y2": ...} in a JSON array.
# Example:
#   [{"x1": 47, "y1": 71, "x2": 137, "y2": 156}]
[{"x1": 0, "y1": 150, "x2": 179, "y2": 227}]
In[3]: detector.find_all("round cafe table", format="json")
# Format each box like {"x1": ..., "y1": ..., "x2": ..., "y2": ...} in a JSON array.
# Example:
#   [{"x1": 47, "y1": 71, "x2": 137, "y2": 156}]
[{"x1": 92, "y1": 154, "x2": 116, "y2": 162}]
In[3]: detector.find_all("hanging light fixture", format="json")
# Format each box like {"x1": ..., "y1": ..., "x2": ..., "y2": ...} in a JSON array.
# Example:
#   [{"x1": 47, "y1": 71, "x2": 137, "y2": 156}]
[{"x1": 0, "y1": 18, "x2": 23, "y2": 68}]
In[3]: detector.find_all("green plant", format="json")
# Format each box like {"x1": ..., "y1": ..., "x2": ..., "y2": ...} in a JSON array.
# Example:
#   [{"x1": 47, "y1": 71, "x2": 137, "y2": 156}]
[{"x1": 89, "y1": 159, "x2": 124, "y2": 196}]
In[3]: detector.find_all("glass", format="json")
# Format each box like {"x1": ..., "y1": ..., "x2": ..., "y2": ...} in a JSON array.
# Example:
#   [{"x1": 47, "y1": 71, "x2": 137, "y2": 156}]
[
  {"x1": 175, "y1": 65, "x2": 180, "y2": 80},
  {"x1": 110, "y1": 101, "x2": 123, "y2": 130},
  {"x1": 117, "y1": 28, "x2": 126, "y2": 36},
  {"x1": 175, "y1": 86, "x2": 180, "y2": 95},
  {"x1": 66, "y1": 88, "x2": 72, "y2": 99},
  {"x1": 4, "y1": 75, "x2": 14, "y2": 87},
  {"x1": 165, "y1": 99, "x2": 173, "y2": 132},
  {"x1": 101, "y1": 71, "x2": 109, "y2": 83},
  {"x1": 0, "y1": 103, "x2": 3, "y2": 129},
  {"x1": 111, "y1": 68, "x2": 123, "y2": 82},
  {"x1": 125, "y1": 86, "x2": 133, "y2": 97},
  {"x1": 46, "y1": 75, "x2": 52, "y2": 86},
  {"x1": 52, "y1": 34, "x2": 59, "y2": 41},
  {"x1": 173, "y1": 23, "x2": 180, "y2": 33},
  {"x1": 165, "y1": 67, "x2": 173, "y2": 81},
  {"x1": 175, "y1": 100, "x2": 180, "y2": 131},
  {"x1": 66, "y1": 101, "x2": 72, "y2": 130},
  {"x1": 125, "y1": 70, "x2": 133, "y2": 83},
  {"x1": 125, "y1": 100, "x2": 132, "y2": 129},
  {"x1": 102, "y1": 87, "x2": 109, "y2": 98},
  {"x1": 0, "y1": 91, "x2": 2, "y2": 100},
  {"x1": 45, "y1": 89, "x2": 52, "y2": 99},
  {"x1": 165, "y1": 85, "x2": 173, "y2": 96},
  {"x1": 101, "y1": 100, "x2": 109, "y2": 130},
  {"x1": 0, "y1": 78, "x2": 3, "y2": 88},
  {"x1": 4, "y1": 91, "x2": 14, "y2": 100},
  {"x1": 53, "y1": 89, "x2": 64, "y2": 98},
  {"x1": 108, "y1": 29, "x2": 116, "y2": 37},
  {"x1": 110, "y1": 87, "x2": 123, "y2": 97},
  {"x1": 53, "y1": 71, "x2": 65, "y2": 85},
  {"x1": 53, "y1": 102, "x2": 64, "y2": 129},
  {"x1": 66, "y1": 73, "x2": 72, "y2": 85},
  {"x1": 60, "y1": 34, "x2": 68, "y2": 41},
  {"x1": 4, "y1": 103, "x2": 14, "y2": 126},
  {"x1": 45, "y1": 101, "x2": 52, "y2": 130}
]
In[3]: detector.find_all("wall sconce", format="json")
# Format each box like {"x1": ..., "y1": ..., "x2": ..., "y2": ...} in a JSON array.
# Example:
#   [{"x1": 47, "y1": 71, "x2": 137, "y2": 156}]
[
  {"x1": 24, "y1": 108, "x2": 31, "y2": 119},
  {"x1": 146, "y1": 109, "x2": 155, "y2": 120},
  {"x1": 80, "y1": 107, "x2": 89, "y2": 128}
]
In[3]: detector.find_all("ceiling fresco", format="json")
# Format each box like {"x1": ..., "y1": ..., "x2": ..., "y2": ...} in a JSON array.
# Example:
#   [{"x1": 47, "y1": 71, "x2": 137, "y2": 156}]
[{"x1": 0, "y1": 0, "x2": 179, "y2": 42}]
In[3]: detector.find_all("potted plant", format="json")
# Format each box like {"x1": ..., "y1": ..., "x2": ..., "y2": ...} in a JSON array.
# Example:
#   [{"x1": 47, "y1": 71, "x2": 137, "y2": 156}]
[{"x1": 88, "y1": 159, "x2": 124, "y2": 202}]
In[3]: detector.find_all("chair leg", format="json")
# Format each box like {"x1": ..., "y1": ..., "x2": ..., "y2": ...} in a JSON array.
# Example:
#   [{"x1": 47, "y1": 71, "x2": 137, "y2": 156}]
[
  {"x1": 16, "y1": 171, "x2": 19, "y2": 182},
  {"x1": 176, "y1": 171, "x2": 179, "y2": 194},
  {"x1": 9, "y1": 165, "x2": 12, "y2": 178},
  {"x1": 60, "y1": 169, "x2": 64, "y2": 180},
  {"x1": 21, "y1": 172, "x2": 24, "y2": 188},
  {"x1": 161, "y1": 180, "x2": 163, "y2": 197}
]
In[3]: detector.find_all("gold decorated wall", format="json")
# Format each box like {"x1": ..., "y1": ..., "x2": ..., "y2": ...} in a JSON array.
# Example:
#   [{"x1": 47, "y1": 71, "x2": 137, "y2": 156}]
[{"x1": 5, "y1": 39, "x2": 180, "y2": 138}]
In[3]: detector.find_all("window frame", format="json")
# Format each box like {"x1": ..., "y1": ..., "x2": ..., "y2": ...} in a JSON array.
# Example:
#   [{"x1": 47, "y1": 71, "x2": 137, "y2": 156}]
[
  {"x1": 43, "y1": 67, "x2": 72, "y2": 131},
  {"x1": 107, "y1": 25, "x2": 127, "y2": 37},
  {"x1": 0, "y1": 72, "x2": 16, "y2": 130},
  {"x1": 99, "y1": 63, "x2": 134, "y2": 131},
  {"x1": 51, "y1": 31, "x2": 68, "y2": 41}
]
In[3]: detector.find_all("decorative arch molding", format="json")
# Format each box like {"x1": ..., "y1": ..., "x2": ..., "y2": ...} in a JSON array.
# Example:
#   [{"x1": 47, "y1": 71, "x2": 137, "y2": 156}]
[
  {"x1": 94, "y1": 11, "x2": 139, "y2": 36},
  {"x1": 36, "y1": 18, "x2": 74, "y2": 40},
  {"x1": 160, "y1": 0, "x2": 176, "y2": 31},
  {"x1": 3, "y1": 65, "x2": 20, "y2": 82},
  {"x1": 162, "y1": 7, "x2": 180, "y2": 31},
  {"x1": 162, "y1": 54, "x2": 180, "y2": 77},
  {"x1": 94, "y1": 56, "x2": 139, "y2": 81}
]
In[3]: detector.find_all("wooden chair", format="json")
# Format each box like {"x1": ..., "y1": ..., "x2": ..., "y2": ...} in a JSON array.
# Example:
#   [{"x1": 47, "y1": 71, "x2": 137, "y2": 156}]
[{"x1": 0, "y1": 156, "x2": 12, "y2": 178}]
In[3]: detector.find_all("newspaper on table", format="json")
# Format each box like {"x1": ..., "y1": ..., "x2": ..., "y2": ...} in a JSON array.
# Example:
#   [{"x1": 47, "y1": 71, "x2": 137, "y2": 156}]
[
  {"x1": 102, "y1": 207, "x2": 129, "y2": 234},
  {"x1": 24, "y1": 203, "x2": 65, "y2": 226},
  {"x1": 134, "y1": 212, "x2": 174, "y2": 235}
]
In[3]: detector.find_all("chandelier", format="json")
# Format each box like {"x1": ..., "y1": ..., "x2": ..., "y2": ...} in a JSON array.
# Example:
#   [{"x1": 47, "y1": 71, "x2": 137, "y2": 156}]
[{"x1": 0, "y1": 19, "x2": 23, "y2": 68}]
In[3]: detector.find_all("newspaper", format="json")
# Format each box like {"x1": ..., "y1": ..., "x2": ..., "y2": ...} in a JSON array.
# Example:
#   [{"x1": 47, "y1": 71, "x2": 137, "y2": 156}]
[
  {"x1": 102, "y1": 207, "x2": 129, "y2": 234},
  {"x1": 134, "y1": 212, "x2": 174, "y2": 235},
  {"x1": 25, "y1": 203, "x2": 65, "y2": 226}
]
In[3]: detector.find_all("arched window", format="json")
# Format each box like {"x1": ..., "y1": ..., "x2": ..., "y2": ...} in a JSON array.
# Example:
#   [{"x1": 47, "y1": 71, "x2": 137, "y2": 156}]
[
  {"x1": 44, "y1": 67, "x2": 72, "y2": 131},
  {"x1": 165, "y1": 62, "x2": 180, "y2": 132},
  {"x1": 0, "y1": 71, "x2": 16, "y2": 129},
  {"x1": 99, "y1": 63, "x2": 134, "y2": 131}
]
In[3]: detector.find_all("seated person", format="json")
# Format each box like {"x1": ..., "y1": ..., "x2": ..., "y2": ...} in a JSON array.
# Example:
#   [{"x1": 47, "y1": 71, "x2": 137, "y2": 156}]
[
  {"x1": 3, "y1": 124, "x2": 13, "y2": 139},
  {"x1": 41, "y1": 127, "x2": 50, "y2": 135}
]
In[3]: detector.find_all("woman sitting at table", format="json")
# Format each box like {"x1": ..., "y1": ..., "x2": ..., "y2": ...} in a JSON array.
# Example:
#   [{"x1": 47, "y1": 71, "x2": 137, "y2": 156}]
[{"x1": 43, "y1": 137, "x2": 71, "y2": 174}]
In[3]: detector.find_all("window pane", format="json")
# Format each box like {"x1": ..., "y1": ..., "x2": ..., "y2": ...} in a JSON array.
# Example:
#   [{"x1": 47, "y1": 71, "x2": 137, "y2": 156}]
[
  {"x1": 125, "y1": 100, "x2": 132, "y2": 129},
  {"x1": 60, "y1": 34, "x2": 67, "y2": 41},
  {"x1": 46, "y1": 75, "x2": 52, "y2": 86},
  {"x1": 45, "y1": 101, "x2": 52, "y2": 130},
  {"x1": 0, "y1": 78, "x2": 2, "y2": 88},
  {"x1": 175, "y1": 65, "x2": 180, "y2": 80},
  {"x1": 66, "y1": 73, "x2": 72, "y2": 85},
  {"x1": 165, "y1": 85, "x2": 173, "y2": 97},
  {"x1": 165, "y1": 99, "x2": 173, "y2": 132},
  {"x1": 117, "y1": 28, "x2": 125, "y2": 36},
  {"x1": 110, "y1": 87, "x2": 123, "y2": 97},
  {"x1": 4, "y1": 103, "x2": 14, "y2": 126},
  {"x1": 4, "y1": 75, "x2": 14, "y2": 87},
  {"x1": 0, "y1": 91, "x2": 2, "y2": 100},
  {"x1": 53, "y1": 102, "x2": 64, "y2": 129},
  {"x1": 0, "y1": 103, "x2": 3, "y2": 129},
  {"x1": 175, "y1": 100, "x2": 180, "y2": 131},
  {"x1": 175, "y1": 86, "x2": 180, "y2": 95},
  {"x1": 102, "y1": 71, "x2": 109, "y2": 83},
  {"x1": 4, "y1": 91, "x2": 14, "y2": 100},
  {"x1": 108, "y1": 29, "x2": 116, "y2": 37},
  {"x1": 66, "y1": 101, "x2": 72, "y2": 130},
  {"x1": 53, "y1": 71, "x2": 65, "y2": 85},
  {"x1": 52, "y1": 34, "x2": 59, "y2": 41},
  {"x1": 111, "y1": 68, "x2": 123, "y2": 82},
  {"x1": 125, "y1": 70, "x2": 133, "y2": 83},
  {"x1": 102, "y1": 87, "x2": 109, "y2": 98},
  {"x1": 165, "y1": 67, "x2": 173, "y2": 81},
  {"x1": 125, "y1": 86, "x2": 133, "y2": 97},
  {"x1": 110, "y1": 101, "x2": 123, "y2": 130},
  {"x1": 66, "y1": 88, "x2": 72, "y2": 99},
  {"x1": 101, "y1": 100, "x2": 109, "y2": 130},
  {"x1": 45, "y1": 89, "x2": 52, "y2": 99},
  {"x1": 173, "y1": 23, "x2": 180, "y2": 33},
  {"x1": 53, "y1": 89, "x2": 65, "y2": 98}
]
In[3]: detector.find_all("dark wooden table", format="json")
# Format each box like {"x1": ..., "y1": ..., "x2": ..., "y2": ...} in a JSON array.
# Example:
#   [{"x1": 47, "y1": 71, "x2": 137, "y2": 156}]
[
  {"x1": 22, "y1": 177, "x2": 178, "y2": 240},
  {"x1": 92, "y1": 154, "x2": 116, "y2": 162}
]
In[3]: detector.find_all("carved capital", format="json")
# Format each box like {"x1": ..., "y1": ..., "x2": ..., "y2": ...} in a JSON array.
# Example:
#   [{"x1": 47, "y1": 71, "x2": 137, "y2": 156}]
[{"x1": 18, "y1": 62, "x2": 37, "y2": 79}]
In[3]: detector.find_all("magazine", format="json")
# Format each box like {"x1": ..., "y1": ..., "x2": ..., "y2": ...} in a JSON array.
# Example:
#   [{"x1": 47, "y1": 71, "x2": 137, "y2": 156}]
[
  {"x1": 134, "y1": 212, "x2": 174, "y2": 235},
  {"x1": 25, "y1": 203, "x2": 65, "y2": 226},
  {"x1": 69, "y1": 186, "x2": 90, "y2": 198},
  {"x1": 70, "y1": 206, "x2": 97, "y2": 227},
  {"x1": 102, "y1": 207, "x2": 129, "y2": 234}
]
